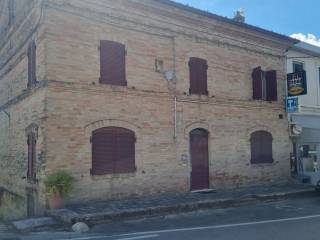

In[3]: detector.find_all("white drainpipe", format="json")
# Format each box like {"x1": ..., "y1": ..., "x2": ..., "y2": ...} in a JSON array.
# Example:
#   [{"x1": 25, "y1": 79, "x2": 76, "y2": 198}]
[{"x1": 174, "y1": 96, "x2": 177, "y2": 139}]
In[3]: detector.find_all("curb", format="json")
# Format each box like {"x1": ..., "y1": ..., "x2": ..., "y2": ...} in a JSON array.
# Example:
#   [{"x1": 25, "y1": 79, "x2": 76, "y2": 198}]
[{"x1": 47, "y1": 188, "x2": 317, "y2": 225}]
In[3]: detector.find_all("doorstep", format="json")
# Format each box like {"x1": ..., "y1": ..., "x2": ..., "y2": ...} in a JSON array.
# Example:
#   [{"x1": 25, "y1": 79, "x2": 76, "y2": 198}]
[
  {"x1": 47, "y1": 183, "x2": 317, "y2": 225},
  {"x1": 190, "y1": 188, "x2": 216, "y2": 193}
]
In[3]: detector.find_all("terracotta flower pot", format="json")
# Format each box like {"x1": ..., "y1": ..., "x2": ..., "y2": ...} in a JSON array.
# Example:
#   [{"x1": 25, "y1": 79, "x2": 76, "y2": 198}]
[{"x1": 47, "y1": 194, "x2": 64, "y2": 209}]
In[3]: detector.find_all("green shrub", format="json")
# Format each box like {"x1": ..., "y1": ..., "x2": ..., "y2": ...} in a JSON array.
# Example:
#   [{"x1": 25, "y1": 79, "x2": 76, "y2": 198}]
[{"x1": 44, "y1": 171, "x2": 74, "y2": 197}]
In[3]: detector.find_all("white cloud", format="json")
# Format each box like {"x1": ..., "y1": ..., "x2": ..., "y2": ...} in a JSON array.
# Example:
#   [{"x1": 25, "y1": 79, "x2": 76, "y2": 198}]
[{"x1": 290, "y1": 33, "x2": 320, "y2": 47}]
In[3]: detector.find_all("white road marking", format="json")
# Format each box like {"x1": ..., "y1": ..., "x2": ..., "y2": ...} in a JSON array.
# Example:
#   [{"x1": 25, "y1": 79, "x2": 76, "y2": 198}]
[
  {"x1": 57, "y1": 214, "x2": 320, "y2": 240},
  {"x1": 115, "y1": 234, "x2": 159, "y2": 240},
  {"x1": 111, "y1": 214, "x2": 320, "y2": 237},
  {"x1": 56, "y1": 234, "x2": 159, "y2": 240},
  {"x1": 56, "y1": 236, "x2": 108, "y2": 240}
]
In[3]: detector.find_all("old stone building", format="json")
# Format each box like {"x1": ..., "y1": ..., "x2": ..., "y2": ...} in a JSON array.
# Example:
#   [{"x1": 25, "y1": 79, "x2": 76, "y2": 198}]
[{"x1": 0, "y1": 0, "x2": 297, "y2": 219}]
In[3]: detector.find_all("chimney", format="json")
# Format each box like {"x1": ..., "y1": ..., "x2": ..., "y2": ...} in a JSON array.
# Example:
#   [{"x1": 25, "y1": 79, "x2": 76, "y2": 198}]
[{"x1": 233, "y1": 9, "x2": 245, "y2": 23}]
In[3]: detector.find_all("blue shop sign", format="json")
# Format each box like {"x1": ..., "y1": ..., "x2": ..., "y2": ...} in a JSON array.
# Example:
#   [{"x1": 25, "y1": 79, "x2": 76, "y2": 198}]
[{"x1": 286, "y1": 96, "x2": 299, "y2": 113}]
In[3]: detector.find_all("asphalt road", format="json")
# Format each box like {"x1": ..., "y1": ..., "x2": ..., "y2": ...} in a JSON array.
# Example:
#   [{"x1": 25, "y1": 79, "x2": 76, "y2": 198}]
[{"x1": 9, "y1": 195, "x2": 320, "y2": 240}]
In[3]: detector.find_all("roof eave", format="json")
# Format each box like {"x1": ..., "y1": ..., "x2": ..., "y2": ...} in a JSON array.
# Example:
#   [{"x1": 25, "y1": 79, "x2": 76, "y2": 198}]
[{"x1": 156, "y1": 0, "x2": 299, "y2": 45}]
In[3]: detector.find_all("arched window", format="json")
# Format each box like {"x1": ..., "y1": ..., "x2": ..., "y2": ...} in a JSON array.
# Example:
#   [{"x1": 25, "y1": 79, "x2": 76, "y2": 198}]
[
  {"x1": 250, "y1": 130, "x2": 273, "y2": 164},
  {"x1": 91, "y1": 127, "x2": 135, "y2": 175}
]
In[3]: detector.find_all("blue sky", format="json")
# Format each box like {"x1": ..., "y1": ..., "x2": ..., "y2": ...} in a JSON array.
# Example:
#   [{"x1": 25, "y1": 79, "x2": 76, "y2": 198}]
[{"x1": 174, "y1": 0, "x2": 320, "y2": 46}]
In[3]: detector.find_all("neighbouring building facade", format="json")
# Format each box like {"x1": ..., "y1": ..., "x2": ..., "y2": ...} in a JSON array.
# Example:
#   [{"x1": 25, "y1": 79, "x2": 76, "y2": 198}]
[
  {"x1": 0, "y1": 0, "x2": 297, "y2": 219},
  {"x1": 286, "y1": 42, "x2": 320, "y2": 182}
]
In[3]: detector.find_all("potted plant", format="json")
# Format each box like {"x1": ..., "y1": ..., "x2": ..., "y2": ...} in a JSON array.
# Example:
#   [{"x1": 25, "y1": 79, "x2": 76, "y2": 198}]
[{"x1": 44, "y1": 171, "x2": 74, "y2": 209}]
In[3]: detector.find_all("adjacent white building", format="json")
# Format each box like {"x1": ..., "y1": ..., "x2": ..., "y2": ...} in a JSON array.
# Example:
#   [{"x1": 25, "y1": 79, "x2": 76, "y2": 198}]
[{"x1": 286, "y1": 42, "x2": 320, "y2": 183}]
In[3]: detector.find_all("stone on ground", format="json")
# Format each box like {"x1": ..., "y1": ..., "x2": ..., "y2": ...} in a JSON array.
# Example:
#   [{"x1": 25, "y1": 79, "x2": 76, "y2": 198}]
[{"x1": 72, "y1": 222, "x2": 89, "y2": 233}]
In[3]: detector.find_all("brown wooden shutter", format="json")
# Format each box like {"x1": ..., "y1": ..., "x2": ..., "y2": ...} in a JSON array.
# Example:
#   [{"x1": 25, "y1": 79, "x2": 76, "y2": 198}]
[
  {"x1": 114, "y1": 128, "x2": 135, "y2": 173},
  {"x1": 100, "y1": 40, "x2": 126, "y2": 86},
  {"x1": 27, "y1": 133, "x2": 36, "y2": 180},
  {"x1": 27, "y1": 41, "x2": 36, "y2": 88},
  {"x1": 8, "y1": 0, "x2": 15, "y2": 26},
  {"x1": 27, "y1": 135, "x2": 32, "y2": 179},
  {"x1": 261, "y1": 131, "x2": 273, "y2": 163},
  {"x1": 266, "y1": 70, "x2": 277, "y2": 101},
  {"x1": 92, "y1": 127, "x2": 135, "y2": 175},
  {"x1": 251, "y1": 131, "x2": 273, "y2": 164},
  {"x1": 189, "y1": 57, "x2": 208, "y2": 95},
  {"x1": 252, "y1": 67, "x2": 262, "y2": 100},
  {"x1": 92, "y1": 128, "x2": 114, "y2": 175},
  {"x1": 250, "y1": 132, "x2": 260, "y2": 164}
]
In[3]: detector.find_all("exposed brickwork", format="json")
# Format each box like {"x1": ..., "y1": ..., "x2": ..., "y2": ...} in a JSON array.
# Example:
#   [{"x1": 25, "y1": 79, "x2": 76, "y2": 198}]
[
  {"x1": 0, "y1": 0, "x2": 293, "y2": 219},
  {"x1": 0, "y1": 0, "x2": 46, "y2": 219}
]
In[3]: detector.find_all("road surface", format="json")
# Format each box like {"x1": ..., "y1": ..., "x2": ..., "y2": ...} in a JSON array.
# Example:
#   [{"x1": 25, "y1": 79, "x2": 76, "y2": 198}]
[{"x1": 10, "y1": 195, "x2": 320, "y2": 240}]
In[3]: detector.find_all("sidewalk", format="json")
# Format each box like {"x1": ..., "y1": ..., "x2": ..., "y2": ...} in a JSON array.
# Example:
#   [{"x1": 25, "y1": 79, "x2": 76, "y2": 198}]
[
  {"x1": 47, "y1": 183, "x2": 317, "y2": 225},
  {"x1": 0, "y1": 222, "x2": 19, "y2": 239}
]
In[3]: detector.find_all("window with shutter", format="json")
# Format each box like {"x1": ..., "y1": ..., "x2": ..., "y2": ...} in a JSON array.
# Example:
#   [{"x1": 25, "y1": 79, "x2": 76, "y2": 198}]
[
  {"x1": 189, "y1": 57, "x2": 208, "y2": 95},
  {"x1": 100, "y1": 40, "x2": 126, "y2": 86},
  {"x1": 252, "y1": 67, "x2": 263, "y2": 100},
  {"x1": 91, "y1": 127, "x2": 135, "y2": 175},
  {"x1": 252, "y1": 67, "x2": 277, "y2": 101},
  {"x1": 27, "y1": 133, "x2": 36, "y2": 180},
  {"x1": 8, "y1": 0, "x2": 15, "y2": 26},
  {"x1": 27, "y1": 41, "x2": 37, "y2": 89},
  {"x1": 250, "y1": 131, "x2": 273, "y2": 164},
  {"x1": 266, "y1": 70, "x2": 277, "y2": 101}
]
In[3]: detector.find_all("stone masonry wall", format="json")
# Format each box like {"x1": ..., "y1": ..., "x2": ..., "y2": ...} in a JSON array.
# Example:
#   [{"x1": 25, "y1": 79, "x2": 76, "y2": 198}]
[
  {"x1": 41, "y1": 0, "x2": 291, "y2": 203},
  {"x1": 0, "y1": 0, "x2": 293, "y2": 215},
  {"x1": 0, "y1": 0, "x2": 47, "y2": 219}
]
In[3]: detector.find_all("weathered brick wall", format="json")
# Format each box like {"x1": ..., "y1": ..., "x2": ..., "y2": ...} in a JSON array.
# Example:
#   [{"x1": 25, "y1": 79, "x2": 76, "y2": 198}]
[
  {"x1": 45, "y1": 83, "x2": 289, "y2": 203},
  {"x1": 0, "y1": 0, "x2": 45, "y2": 105},
  {"x1": 41, "y1": 0, "x2": 291, "y2": 203},
  {"x1": 0, "y1": 0, "x2": 293, "y2": 215},
  {"x1": 0, "y1": 0, "x2": 47, "y2": 219},
  {"x1": 0, "y1": 88, "x2": 47, "y2": 219},
  {"x1": 45, "y1": 83, "x2": 182, "y2": 201}
]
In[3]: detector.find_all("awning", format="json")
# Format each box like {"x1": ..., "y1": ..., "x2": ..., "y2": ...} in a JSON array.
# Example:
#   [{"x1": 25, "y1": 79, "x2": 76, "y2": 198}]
[
  {"x1": 291, "y1": 114, "x2": 320, "y2": 143},
  {"x1": 291, "y1": 115, "x2": 320, "y2": 129},
  {"x1": 298, "y1": 128, "x2": 320, "y2": 143}
]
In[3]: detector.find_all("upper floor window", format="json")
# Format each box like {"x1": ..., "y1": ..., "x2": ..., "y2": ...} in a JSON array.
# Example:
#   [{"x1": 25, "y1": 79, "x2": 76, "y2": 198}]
[
  {"x1": 252, "y1": 67, "x2": 277, "y2": 101},
  {"x1": 293, "y1": 61, "x2": 304, "y2": 73},
  {"x1": 91, "y1": 127, "x2": 135, "y2": 175},
  {"x1": 8, "y1": 0, "x2": 15, "y2": 26},
  {"x1": 250, "y1": 130, "x2": 273, "y2": 164},
  {"x1": 100, "y1": 40, "x2": 126, "y2": 86},
  {"x1": 27, "y1": 40, "x2": 37, "y2": 88},
  {"x1": 189, "y1": 57, "x2": 208, "y2": 95}
]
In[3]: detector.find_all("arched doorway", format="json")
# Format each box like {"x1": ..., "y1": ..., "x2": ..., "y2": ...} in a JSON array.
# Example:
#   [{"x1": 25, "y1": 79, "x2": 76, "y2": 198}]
[{"x1": 190, "y1": 128, "x2": 209, "y2": 190}]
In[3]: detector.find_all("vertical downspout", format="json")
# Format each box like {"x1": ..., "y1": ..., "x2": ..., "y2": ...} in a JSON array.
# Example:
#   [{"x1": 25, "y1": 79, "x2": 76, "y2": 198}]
[
  {"x1": 284, "y1": 49, "x2": 294, "y2": 172},
  {"x1": 174, "y1": 96, "x2": 177, "y2": 139},
  {"x1": 172, "y1": 36, "x2": 177, "y2": 140},
  {"x1": 317, "y1": 64, "x2": 320, "y2": 106},
  {"x1": 284, "y1": 50, "x2": 289, "y2": 121}
]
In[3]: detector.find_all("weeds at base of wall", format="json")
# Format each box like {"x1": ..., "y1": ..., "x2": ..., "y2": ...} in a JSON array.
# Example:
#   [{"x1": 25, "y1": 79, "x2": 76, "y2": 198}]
[{"x1": 0, "y1": 187, "x2": 25, "y2": 221}]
